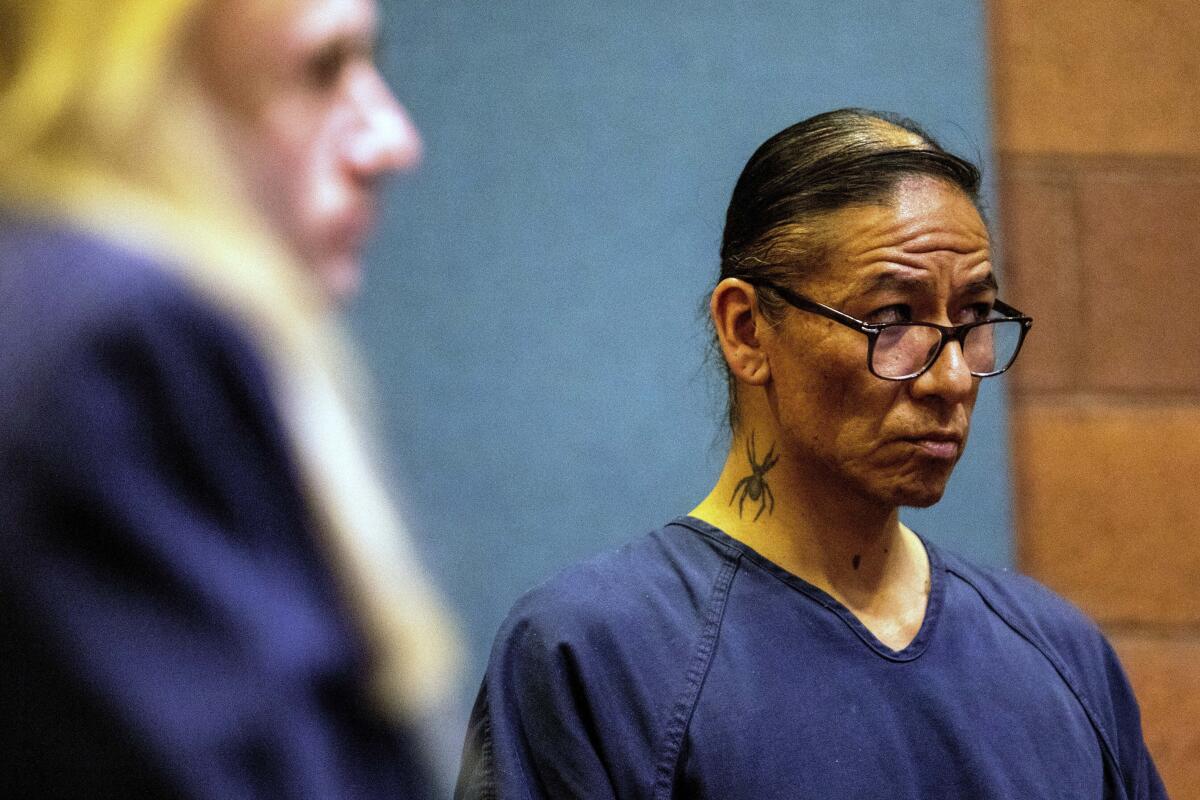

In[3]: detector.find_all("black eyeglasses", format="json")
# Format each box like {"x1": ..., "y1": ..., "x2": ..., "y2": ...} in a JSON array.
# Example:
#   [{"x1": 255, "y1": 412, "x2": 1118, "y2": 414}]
[{"x1": 743, "y1": 278, "x2": 1034, "y2": 381}]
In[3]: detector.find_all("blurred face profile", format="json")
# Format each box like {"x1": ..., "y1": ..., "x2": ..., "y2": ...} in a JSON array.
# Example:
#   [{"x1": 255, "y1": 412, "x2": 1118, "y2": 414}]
[{"x1": 191, "y1": 0, "x2": 420, "y2": 302}]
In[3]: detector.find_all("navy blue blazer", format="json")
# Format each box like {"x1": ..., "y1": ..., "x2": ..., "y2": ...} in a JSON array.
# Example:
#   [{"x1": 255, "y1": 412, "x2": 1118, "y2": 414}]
[{"x1": 0, "y1": 218, "x2": 434, "y2": 798}]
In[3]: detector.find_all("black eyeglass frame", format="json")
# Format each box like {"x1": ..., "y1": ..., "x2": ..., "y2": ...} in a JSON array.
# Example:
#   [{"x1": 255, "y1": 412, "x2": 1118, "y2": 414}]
[{"x1": 742, "y1": 278, "x2": 1034, "y2": 381}]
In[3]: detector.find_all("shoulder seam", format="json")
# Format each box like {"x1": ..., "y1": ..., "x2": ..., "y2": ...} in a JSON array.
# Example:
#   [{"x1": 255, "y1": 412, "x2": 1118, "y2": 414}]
[
  {"x1": 650, "y1": 550, "x2": 740, "y2": 799},
  {"x1": 944, "y1": 564, "x2": 1124, "y2": 786}
]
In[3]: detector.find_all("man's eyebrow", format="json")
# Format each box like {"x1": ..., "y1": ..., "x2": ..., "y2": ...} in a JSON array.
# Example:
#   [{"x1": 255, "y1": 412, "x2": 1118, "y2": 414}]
[
  {"x1": 859, "y1": 272, "x2": 933, "y2": 293},
  {"x1": 962, "y1": 274, "x2": 999, "y2": 294},
  {"x1": 310, "y1": 27, "x2": 377, "y2": 56},
  {"x1": 857, "y1": 271, "x2": 999, "y2": 296}
]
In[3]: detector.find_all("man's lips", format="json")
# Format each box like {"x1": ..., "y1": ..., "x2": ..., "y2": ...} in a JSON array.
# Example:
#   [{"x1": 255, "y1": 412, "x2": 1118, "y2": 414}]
[{"x1": 898, "y1": 431, "x2": 965, "y2": 459}]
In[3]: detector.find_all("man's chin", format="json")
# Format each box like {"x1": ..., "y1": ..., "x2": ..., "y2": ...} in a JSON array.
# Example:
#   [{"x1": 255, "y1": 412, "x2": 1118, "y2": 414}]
[
  {"x1": 899, "y1": 490, "x2": 947, "y2": 509},
  {"x1": 879, "y1": 475, "x2": 951, "y2": 509}
]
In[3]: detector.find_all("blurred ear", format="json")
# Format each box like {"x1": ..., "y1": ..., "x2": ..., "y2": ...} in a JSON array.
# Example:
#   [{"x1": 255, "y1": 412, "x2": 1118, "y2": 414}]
[{"x1": 710, "y1": 278, "x2": 771, "y2": 386}]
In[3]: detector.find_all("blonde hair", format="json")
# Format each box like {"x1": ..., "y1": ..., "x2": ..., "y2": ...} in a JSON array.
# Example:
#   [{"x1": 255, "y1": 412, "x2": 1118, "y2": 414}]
[{"x1": 0, "y1": 0, "x2": 461, "y2": 722}]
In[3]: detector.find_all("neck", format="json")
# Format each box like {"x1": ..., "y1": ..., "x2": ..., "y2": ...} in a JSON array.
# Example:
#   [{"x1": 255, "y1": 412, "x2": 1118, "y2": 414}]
[{"x1": 690, "y1": 427, "x2": 927, "y2": 615}]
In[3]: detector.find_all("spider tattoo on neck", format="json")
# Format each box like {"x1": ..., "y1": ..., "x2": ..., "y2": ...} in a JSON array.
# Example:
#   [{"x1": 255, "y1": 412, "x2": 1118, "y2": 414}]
[{"x1": 729, "y1": 432, "x2": 780, "y2": 521}]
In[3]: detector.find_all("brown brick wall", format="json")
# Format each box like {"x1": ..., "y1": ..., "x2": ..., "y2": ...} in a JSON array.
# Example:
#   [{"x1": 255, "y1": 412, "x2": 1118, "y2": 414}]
[
  {"x1": 992, "y1": 0, "x2": 1200, "y2": 156},
  {"x1": 1014, "y1": 404, "x2": 1200, "y2": 624},
  {"x1": 1114, "y1": 635, "x2": 1200, "y2": 793},
  {"x1": 991, "y1": 1, "x2": 1200, "y2": 796}
]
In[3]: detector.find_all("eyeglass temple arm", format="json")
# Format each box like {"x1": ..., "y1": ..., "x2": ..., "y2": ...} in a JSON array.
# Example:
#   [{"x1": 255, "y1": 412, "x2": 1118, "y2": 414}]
[{"x1": 746, "y1": 280, "x2": 874, "y2": 331}]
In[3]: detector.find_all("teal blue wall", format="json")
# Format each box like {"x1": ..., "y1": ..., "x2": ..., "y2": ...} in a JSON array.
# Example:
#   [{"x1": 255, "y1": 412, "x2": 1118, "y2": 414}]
[{"x1": 359, "y1": 0, "x2": 1003, "y2": 721}]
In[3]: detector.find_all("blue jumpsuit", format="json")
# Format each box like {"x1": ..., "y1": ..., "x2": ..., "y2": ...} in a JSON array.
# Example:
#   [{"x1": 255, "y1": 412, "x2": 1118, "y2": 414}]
[{"x1": 458, "y1": 516, "x2": 1165, "y2": 799}]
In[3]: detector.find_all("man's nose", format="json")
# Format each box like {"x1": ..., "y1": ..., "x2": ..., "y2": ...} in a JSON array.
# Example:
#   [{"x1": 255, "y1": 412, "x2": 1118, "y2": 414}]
[
  {"x1": 910, "y1": 338, "x2": 975, "y2": 402},
  {"x1": 345, "y1": 67, "x2": 422, "y2": 176}
]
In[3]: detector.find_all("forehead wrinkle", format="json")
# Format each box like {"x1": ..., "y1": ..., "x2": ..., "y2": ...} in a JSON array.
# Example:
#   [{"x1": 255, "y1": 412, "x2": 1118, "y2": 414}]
[
  {"x1": 848, "y1": 214, "x2": 990, "y2": 268},
  {"x1": 831, "y1": 210, "x2": 988, "y2": 264},
  {"x1": 840, "y1": 260, "x2": 996, "y2": 300},
  {"x1": 809, "y1": 178, "x2": 992, "y2": 299},
  {"x1": 879, "y1": 250, "x2": 991, "y2": 275},
  {"x1": 841, "y1": 244, "x2": 991, "y2": 289},
  {"x1": 866, "y1": 184, "x2": 989, "y2": 251},
  {"x1": 898, "y1": 230, "x2": 989, "y2": 255},
  {"x1": 859, "y1": 215, "x2": 989, "y2": 254}
]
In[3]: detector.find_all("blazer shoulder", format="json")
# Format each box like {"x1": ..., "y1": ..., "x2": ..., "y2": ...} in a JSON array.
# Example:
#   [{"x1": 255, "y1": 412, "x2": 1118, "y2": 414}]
[{"x1": 1, "y1": 221, "x2": 272, "y2": 419}]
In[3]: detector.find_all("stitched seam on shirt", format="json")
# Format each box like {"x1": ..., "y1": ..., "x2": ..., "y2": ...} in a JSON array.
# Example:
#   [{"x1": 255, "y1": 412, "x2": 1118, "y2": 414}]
[
  {"x1": 649, "y1": 553, "x2": 740, "y2": 800},
  {"x1": 946, "y1": 565, "x2": 1125, "y2": 788},
  {"x1": 479, "y1": 702, "x2": 498, "y2": 800}
]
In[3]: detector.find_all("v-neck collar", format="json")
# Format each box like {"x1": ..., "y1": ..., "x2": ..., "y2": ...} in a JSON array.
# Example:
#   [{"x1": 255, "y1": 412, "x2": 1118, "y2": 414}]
[{"x1": 672, "y1": 515, "x2": 946, "y2": 662}]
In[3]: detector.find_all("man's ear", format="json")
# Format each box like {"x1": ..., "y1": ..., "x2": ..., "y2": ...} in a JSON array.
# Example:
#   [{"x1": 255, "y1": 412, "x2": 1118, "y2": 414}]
[{"x1": 710, "y1": 278, "x2": 771, "y2": 386}]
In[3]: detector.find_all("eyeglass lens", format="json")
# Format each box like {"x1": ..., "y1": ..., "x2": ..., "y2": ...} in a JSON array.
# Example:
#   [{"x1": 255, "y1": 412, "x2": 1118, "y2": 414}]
[{"x1": 872, "y1": 320, "x2": 1024, "y2": 379}]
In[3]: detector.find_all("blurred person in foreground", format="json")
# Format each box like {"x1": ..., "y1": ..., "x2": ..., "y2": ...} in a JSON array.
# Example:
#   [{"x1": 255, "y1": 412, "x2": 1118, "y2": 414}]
[
  {"x1": 0, "y1": 0, "x2": 459, "y2": 796},
  {"x1": 456, "y1": 110, "x2": 1165, "y2": 799}
]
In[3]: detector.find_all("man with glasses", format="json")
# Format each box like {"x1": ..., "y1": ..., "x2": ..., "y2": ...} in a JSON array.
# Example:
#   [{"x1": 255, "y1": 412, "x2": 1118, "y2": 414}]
[{"x1": 457, "y1": 110, "x2": 1165, "y2": 799}]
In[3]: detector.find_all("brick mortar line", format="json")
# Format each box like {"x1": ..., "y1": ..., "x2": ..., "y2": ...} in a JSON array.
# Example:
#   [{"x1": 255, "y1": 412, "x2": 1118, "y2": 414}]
[
  {"x1": 1000, "y1": 168, "x2": 1200, "y2": 186},
  {"x1": 1011, "y1": 392, "x2": 1200, "y2": 409},
  {"x1": 996, "y1": 152, "x2": 1200, "y2": 178},
  {"x1": 1100, "y1": 624, "x2": 1200, "y2": 643}
]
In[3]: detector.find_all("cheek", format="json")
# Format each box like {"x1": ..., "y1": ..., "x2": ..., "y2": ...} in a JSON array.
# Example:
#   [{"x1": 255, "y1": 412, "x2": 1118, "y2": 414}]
[
  {"x1": 251, "y1": 103, "x2": 348, "y2": 240},
  {"x1": 829, "y1": 382, "x2": 904, "y2": 462},
  {"x1": 780, "y1": 355, "x2": 881, "y2": 456},
  {"x1": 305, "y1": 127, "x2": 353, "y2": 218},
  {"x1": 262, "y1": 104, "x2": 319, "y2": 189},
  {"x1": 769, "y1": 328, "x2": 901, "y2": 463},
  {"x1": 795, "y1": 375, "x2": 911, "y2": 486}
]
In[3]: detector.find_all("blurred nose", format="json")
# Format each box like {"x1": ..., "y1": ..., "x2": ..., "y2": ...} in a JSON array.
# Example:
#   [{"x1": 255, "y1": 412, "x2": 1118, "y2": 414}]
[
  {"x1": 909, "y1": 338, "x2": 975, "y2": 403},
  {"x1": 344, "y1": 66, "x2": 422, "y2": 177}
]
